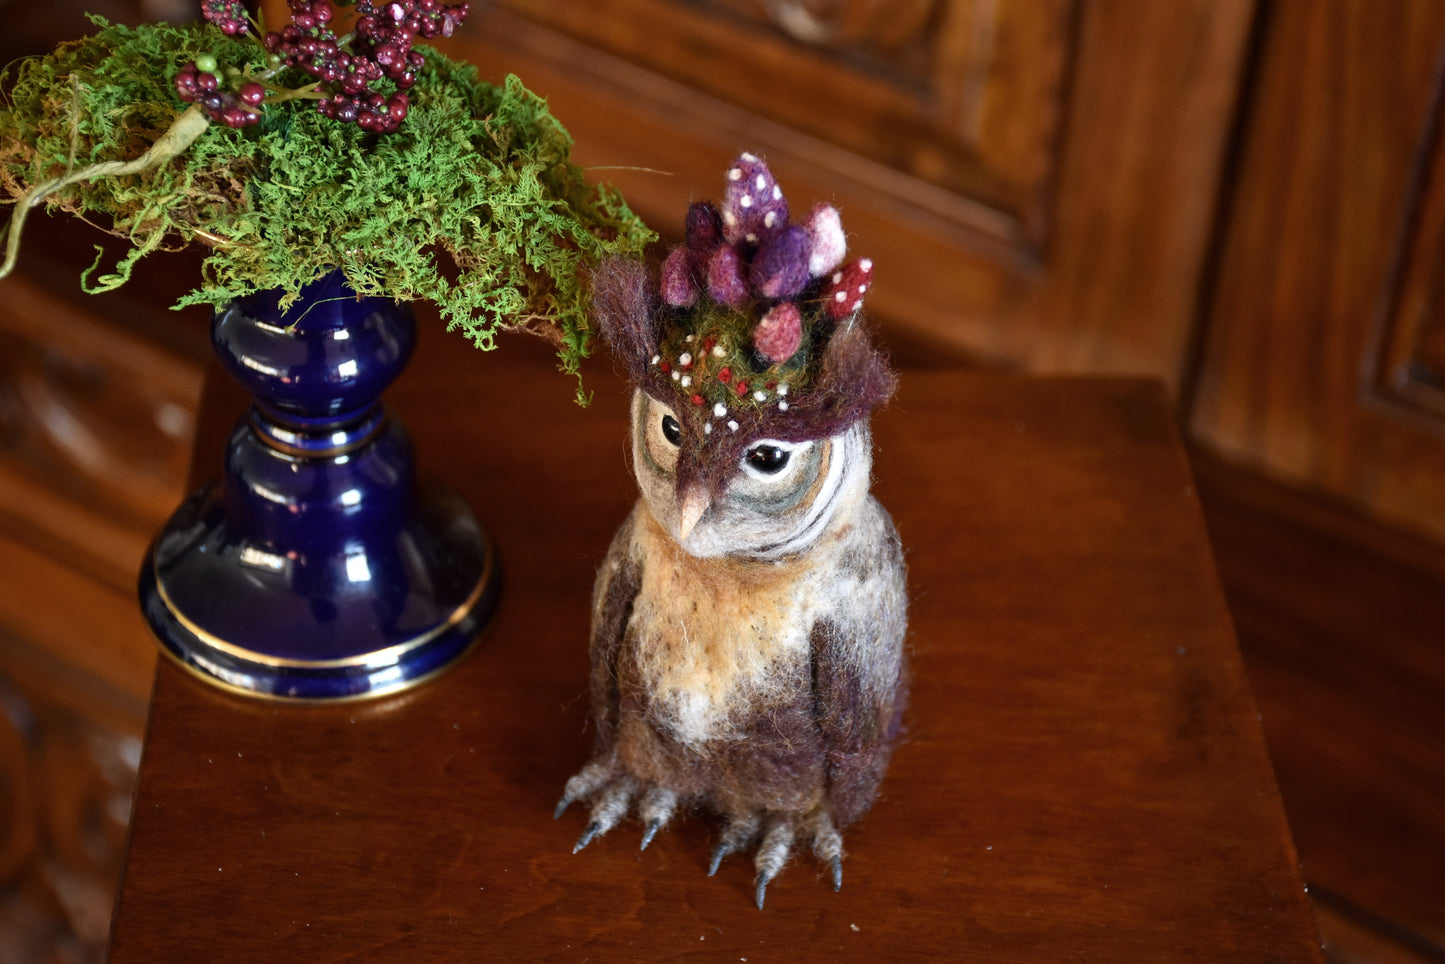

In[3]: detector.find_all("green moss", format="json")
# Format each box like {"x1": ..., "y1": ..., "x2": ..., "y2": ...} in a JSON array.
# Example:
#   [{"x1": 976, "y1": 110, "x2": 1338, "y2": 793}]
[{"x1": 0, "y1": 17, "x2": 655, "y2": 396}]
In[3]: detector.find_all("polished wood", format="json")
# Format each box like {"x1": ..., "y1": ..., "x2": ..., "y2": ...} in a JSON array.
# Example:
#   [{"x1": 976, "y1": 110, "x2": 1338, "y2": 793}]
[
  {"x1": 108, "y1": 327, "x2": 1320, "y2": 961},
  {"x1": 1191, "y1": 0, "x2": 1445, "y2": 544},
  {"x1": 430, "y1": 0, "x2": 1254, "y2": 391}
]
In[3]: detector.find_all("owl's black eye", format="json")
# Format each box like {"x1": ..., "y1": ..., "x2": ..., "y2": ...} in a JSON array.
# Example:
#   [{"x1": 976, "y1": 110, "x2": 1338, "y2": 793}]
[
  {"x1": 661, "y1": 414, "x2": 682, "y2": 446},
  {"x1": 746, "y1": 444, "x2": 790, "y2": 474}
]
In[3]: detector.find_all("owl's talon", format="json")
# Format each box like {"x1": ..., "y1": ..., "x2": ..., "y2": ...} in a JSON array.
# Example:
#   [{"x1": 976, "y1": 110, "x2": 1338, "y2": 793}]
[
  {"x1": 707, "y1": 840, "x2": 732, "y2": 877},
  {"x1": 573, "y1": 821, "x2": 603, "y2": 854},
  {"x1": 751, "y1": 816, "x2": 795, "y2": 910},
  {"x1": 709, "y1": 812, "x2": 760, "y2": 876},
  {"x1": 637, "y1": 786, "x2": 677, "y2": 851},
  {"x1": 565, "y1": 772, "x2": 637, "y2": 854}
]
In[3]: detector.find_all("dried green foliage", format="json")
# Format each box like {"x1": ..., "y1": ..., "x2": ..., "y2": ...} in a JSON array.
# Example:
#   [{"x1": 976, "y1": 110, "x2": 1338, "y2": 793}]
[{"x1": 0, "y1": 18, "x2": 654, "y2": 390}]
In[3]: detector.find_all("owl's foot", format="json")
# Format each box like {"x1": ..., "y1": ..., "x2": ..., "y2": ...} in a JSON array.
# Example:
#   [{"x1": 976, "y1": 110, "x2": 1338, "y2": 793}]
[
  {"x1": 710, "y1": 808, "x2": 845, "y2": 910},
  {"x1": 555, "y1": 760, "x2": 679, "y2": 853}
]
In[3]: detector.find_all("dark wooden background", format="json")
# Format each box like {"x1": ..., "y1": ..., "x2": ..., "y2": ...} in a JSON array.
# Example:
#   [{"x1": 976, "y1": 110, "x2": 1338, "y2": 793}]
[{"x1": 1, "y1": 1, "x2": 1442, "y2": 961}]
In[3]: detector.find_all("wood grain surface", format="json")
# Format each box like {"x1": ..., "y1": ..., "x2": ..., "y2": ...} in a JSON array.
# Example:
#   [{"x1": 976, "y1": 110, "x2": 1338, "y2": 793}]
[{"x1": 108, "y1": 324, "x2": 1321, "y2": 962}]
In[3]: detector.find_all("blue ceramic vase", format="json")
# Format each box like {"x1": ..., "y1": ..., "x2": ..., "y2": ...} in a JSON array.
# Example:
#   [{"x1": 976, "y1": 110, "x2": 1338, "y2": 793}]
[{"x1": 139, "y1": 271, "x2": 499, "y2": 700}]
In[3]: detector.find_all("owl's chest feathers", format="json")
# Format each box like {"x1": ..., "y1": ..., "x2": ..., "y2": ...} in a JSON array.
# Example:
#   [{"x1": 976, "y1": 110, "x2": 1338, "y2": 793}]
[{"x1": 627, "y1": 508, "x2": 840, "y2": 744}]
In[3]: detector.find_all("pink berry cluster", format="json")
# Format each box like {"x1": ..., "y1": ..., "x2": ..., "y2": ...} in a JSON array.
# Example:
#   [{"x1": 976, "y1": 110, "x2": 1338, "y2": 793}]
[
  {"x1": 202, "y1": 0, "x2": 250, "y2": 35},
  {"x1": 265, "y1": 0, "x2": 469, "y2": 133},
  {"x1": 174, "y1": 54, "x2": 265, "y2": 128},
  {"x1": 174, "y1": 0, "x2": 470, "y2": 133},
  {"x1": 659, "y1": 153, "x2": 874, "y2": 366}
]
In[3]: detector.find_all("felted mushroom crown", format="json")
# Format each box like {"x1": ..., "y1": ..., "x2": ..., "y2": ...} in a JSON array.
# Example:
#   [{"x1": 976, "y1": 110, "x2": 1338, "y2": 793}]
[{"x1": 594, "y1": 152, "x2": 895, "y2": 491}]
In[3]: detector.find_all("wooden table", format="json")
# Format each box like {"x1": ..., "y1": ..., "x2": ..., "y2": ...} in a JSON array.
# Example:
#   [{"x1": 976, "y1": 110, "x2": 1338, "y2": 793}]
[{"x1": 108, "y1": 324, "x2": 1323, "y2": 962}]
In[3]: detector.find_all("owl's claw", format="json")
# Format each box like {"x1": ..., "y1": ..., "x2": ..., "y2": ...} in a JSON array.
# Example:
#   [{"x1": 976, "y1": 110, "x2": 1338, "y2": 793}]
[
  {"x1": 638, "y1": 786, "x2": 678, "y2": 851},
  {"x1": 708, "y1": 812, "x2": 760, "y2": 876},
  {"x1": 555, "y1": 759, "x2": 619, "y2": 820},
  {"x1": 752, "y1": 816, "x2": 795, "y2": 910},
  {"x1": 569, "y1": 773, "x2": 636, "y2": 853}
]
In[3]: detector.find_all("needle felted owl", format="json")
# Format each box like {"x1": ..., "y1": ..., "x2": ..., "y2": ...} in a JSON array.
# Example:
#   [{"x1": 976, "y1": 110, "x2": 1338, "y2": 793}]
[{"x1": 555, "y1": 153, "x2": 907, "y2": 908}]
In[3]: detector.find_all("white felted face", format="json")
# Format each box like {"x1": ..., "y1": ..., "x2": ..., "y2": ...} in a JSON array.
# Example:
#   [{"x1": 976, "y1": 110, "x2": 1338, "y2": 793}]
[{"x1": 631, "y1": 390, "x2": 871, "y2": 560}]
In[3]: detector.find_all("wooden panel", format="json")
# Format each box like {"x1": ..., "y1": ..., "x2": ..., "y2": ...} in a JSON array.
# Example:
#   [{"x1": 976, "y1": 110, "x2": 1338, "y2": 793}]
[
  {"x1": 440, "y1": 0, "x2": 1254, "y2": 390},
  {"x1": 1190, "y1": 0, "x2": 1445, "y2": 542},
  {"x1": 502, "y1": 0, "x2": 1072, "y2": 249}
]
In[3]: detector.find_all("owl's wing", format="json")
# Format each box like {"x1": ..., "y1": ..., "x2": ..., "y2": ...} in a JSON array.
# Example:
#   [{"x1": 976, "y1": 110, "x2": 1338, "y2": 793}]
[
  {"x1": 810, "y1": 498, "x2": 908, "y2": 827},
  {"x1": 588, "y1": 507, "x2": 644, "y2": 756}
]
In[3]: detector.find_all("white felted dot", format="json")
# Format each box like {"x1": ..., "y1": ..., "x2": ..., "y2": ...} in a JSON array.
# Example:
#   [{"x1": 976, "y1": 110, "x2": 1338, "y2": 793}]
[
  {"x1": 704, "y1": 422, "x2": 712, "y2": 435},
  {"x1": 778, "y1": 400, "x2": 789, "y2": 412},
  {"x1": 727, "y1": 420, "x2": 739, "y2": 432},
  {"x1": 756, "y1": 174, "x2": 767, "y2": 191},
  {"x1": 835, "y1": 291, "x2": 847, "y2": 303},
  {"x1": 713, "y1": 402, "x2": 727, "y2": 418},
  {"x1": 742, "y1": 152, "x2": 758, "y2": 162},
  {"x1": 712, "y1": 345, "x2": 726, "y2": 358},
  {"x1": 858, "y1": 284, "x2": 869, "y2": 293},
  {"x1": 679, "y1": 352, "x2": 692, "y2": 365},
  {"x1": 651, "y1": 355, "x2": 660, "y2": 365},
  {"x1": 832, "y1": 271, "x2": 843, "y2": 283},
  {"x1": 723, "y1": 211, "x2": 737, "y2": 225},
  {"x1": 671, "y1": 371, "x2": 680, "y2": 381},
  {"x1": 681, "y1": 375, "x2": 692, "y2": 388},
  {"x1": 753, "y1": 390, "x2": 766, "y2": 402},
  {"x1": 685, "y1": 334, "x2": 695, "y2": 342},
  {"x1": 740, "y1": 195, "x2": 753, "y2": 209},
  {"x1": 764, "y1": 211, "x2": 777, "y2": 228},
  {"x1": 861, "y1": 258, "x2": 873, "y2": 270},
  {"x1": 728, "y1": 168, "x2": 743, "y2": 181},
  {"x1": 746, "y1": 233, "x2": 758, "y2": 243},
  {"x1": 773, "y1": 185, "x2": 782, "y2": 200},
  {"x1": 778, "y1": 384, "x2": 789, "y2": 395}
]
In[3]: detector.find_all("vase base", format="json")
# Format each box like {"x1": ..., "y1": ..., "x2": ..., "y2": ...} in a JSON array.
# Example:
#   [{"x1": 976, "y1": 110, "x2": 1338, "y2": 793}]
[{"x1": 138, "y1": 482, "x2": 502, "y2": 702}]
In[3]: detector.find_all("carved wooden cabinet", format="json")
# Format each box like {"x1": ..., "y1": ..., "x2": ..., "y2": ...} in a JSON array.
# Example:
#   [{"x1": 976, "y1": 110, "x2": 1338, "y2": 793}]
[
  {"x1": 452, "y1": 0, "x2": 1254, "y2": 388},
  {"x1": 1192, "y1": 0, "x2": 1445, "y2": 547}
]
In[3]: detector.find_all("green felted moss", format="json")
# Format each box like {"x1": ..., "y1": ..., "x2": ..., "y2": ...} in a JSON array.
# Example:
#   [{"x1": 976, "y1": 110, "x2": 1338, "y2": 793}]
[{"x1": 0, "y1": 17, "x2": 655, "y2": 399}]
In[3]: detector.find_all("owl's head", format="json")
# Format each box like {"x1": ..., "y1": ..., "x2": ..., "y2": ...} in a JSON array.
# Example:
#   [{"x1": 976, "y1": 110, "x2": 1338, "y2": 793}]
[{"x1": 594, "y1": 153, "x2": 895, "y2": 559}]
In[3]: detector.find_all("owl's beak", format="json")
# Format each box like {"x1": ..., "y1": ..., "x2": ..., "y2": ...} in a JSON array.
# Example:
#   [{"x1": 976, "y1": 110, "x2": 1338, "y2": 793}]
[{"x1": 677, "y1": 486, "x2": 710, "y2": 541}]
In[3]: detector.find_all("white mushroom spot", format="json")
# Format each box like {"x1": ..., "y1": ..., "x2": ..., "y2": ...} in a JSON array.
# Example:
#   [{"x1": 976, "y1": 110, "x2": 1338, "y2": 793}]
[
  {"x1": 727, "y1": 420, "x2": 739, "y2": 432},
  {"x1": 773, "y1": 185, "x2": 782, "y2": 200},
  {"x1": 711, "y1": 345, "x2": 726, "y2": 358},
  {"x1": 723, "y1": 211, "x2": 738, "y2": 226},
  {"x1": 740, "y1": 195, "x2": 753, "y2": 209},
  {"x1": 703, "y1": 422, "x2": 713, "y2": 435},
  {"x1": 741, "y1": 152, "x2": 759, "y2": 162},
  {"x1": 778, "y1": 384, "x2": 789, "y2": 396},
  {"x1": 753, "y1": 390, "x2": 767, "y2": 402},
  {"x1": 679, "y1": 352, "x2": 692, "y2": 365},
  {"x1": 680, "y1": 375, "x2": 692, "y2": 388},
  {"x1": 860, "y1": 258, "x2": 873, "y2": 270},
  {"x1": 832, "y1": 271, "x2": 843, "y2": 284},
  {"x1": 835, "y1": 291, "x2": 848, "y2": 303},
  {"x1": 728, "y1": 168, "x2": 743, "y2": 181},
  {"x1": 746, "y1": 233, "x2": 758, "y2": 243},
  {"x1": 671, "y1": 370, "x2": 681, "y2": 381},
  {"x1": 650, "y1": 354, "x2": 660, "y2": 365},
  {"x1": 756, "y1": 174, "x2": 767, "y2": 191},
  {"x1": 778, "y1": 400, "x2": 789, "y2": 412},
  {"x1": 858, "y1": 283, "x2": 869, "y2": 293},
  {"x1": 685, "y1": 334, "x2": 695, "y2": 342},
  {"x1": 764, "y1": 211, "x2": 777, "y2": 228},
  {"x1": 713, "y1": 402, "x2": 728, "y2": 418}
]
